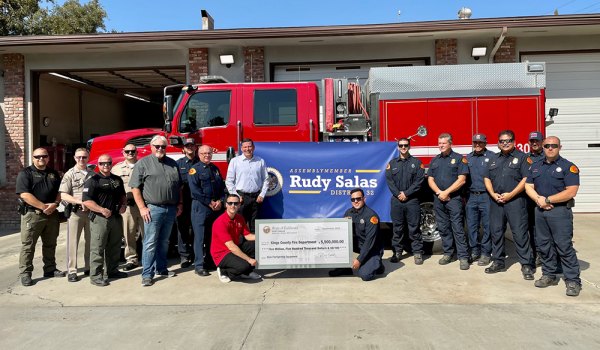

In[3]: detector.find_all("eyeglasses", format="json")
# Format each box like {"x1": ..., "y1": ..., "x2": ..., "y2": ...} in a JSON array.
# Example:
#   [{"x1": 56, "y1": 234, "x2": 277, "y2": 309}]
[
  {"x1": 124, "y1": 150, "x2": 136, "y2": 154},
  {"x1": 99, "y1": 162, "x2": 112, "y2": 166},
  {"x1": 543, "y1": 144, "x2": 559, "y2": 149},
  {"x1": 350, "y1": 197, "x2": 363, "y2": 202},
  {"x1": 152, "y1": 144, "x2": 167, "y2": 149},
  {"x1": 498, "y1": 139, "x2": 514, "y2": 145},
  {"x1": 33, "y1": 155, "x2": 49, "y2": 159},
  {"x1": 226, "y1": 201, "x2": 241, "y2": 206},
  {"x1": 398, "y1": 144, "x2": 410, "y2": 148},
  {"x1": 75, "y1": 156, "x2": 88, "y2": 160}
]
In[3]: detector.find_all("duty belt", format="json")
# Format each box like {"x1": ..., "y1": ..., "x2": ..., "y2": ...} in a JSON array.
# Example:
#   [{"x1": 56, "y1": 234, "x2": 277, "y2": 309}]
[{"x1": 238, "y1": 191, "x2": 260, "y2": 197}]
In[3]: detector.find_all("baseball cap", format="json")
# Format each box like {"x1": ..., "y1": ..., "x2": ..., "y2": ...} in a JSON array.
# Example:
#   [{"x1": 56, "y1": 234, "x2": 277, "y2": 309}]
[
  {"x1": 472, "y1": 133, "x2": 487, "y2": 142},
  {"x1": 529, "y1": 131, "x2": 543, "y2": 141},
  {"x1": 183, "y1": 138, "x2": 195, "y2": 145}
]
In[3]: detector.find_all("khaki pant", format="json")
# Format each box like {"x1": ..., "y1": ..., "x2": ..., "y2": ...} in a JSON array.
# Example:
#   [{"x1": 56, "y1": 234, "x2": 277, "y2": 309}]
[
  {"x1": 122, "y1": 205, "x2": 144, "y2": 264},
  {"x1": 66, "y1": 210, "x2": 90, "y2": 274},
  {"x1": 19, "y1": 211, "x2": 59, "y2": 276},
  {"x1": 89, "y1": 214, "x2": 123, "y2": 282}
]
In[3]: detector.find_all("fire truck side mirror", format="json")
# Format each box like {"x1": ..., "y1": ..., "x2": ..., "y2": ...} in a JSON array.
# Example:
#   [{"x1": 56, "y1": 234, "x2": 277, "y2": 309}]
[
  {"x1": 164, "y1": 95, "x2": 174, "y2": 121},
  {"x1": 226, "y1": 146, "x2": 235, "y2": 163}
]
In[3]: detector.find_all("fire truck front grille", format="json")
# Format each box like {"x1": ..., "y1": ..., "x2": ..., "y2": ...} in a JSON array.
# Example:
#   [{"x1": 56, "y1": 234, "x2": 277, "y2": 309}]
[{"x1": 128, "y1": 136, "x2": 154, "y2": 147}]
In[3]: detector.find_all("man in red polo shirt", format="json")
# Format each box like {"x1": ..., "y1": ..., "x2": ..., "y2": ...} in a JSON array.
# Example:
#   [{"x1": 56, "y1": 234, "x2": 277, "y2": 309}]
[{"x1": 211, "y1": 194, "x2": 262, "y2": 283}]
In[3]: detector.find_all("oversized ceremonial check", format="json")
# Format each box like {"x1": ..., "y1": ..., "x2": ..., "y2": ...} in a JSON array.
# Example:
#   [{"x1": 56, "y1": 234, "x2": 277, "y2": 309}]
[{"x1": 255, "y1": 218, "x2": 353, "y2": 269}]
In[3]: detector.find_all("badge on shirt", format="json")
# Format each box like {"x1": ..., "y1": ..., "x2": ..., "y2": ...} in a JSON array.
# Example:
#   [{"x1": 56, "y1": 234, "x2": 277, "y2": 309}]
[
  {"x1": 569, "y1": 165, "x2": 579, "y2": 174},
  {"x1": 411, "y1": 164, "x2": 415, "y2": 168},
  {"x1": 451, "y1": 159, "x2": 456, "y2": 165},
  {"x1": 49, "y1": 173, "x2": 56, "y2": 180},
  {"x1": 370, "y1": 216, "x2": 379, "y2": 224},
  {"x1": 485, "y1": 158, "x2": 489, "y2": 162},
  {"x1": 360, "y1": 219, "x2": 365, "y2": 224},
  {"x1": 188, "y1": 168, "x2": 196, "y2": 175},
  {"x1": 512, "y1": 158, "x2": 519, "y2": 165},
  {"x1": 556, "y1": 167, "x2": 562, "y2": 173}
]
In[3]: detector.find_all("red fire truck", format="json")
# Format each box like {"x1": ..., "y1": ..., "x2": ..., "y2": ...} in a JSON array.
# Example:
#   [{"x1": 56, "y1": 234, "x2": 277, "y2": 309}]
[{"x1": 87, "y1": 62, "x2": 551, "y2": 241}]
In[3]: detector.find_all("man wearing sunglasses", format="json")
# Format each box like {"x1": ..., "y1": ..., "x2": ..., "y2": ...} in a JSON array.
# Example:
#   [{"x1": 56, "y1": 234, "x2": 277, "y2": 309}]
[
  {"x1": 175, "y1": 138, "x2": 199, "y2": 269},
  {"x1": 83, "y1": 154, "x2": 127, "y2": 286},
  {"x1": 483, "y1": 130, "x2": 535, "y2": 280},
  {"x1": 211, "y1": 194, "x2": 260, "y2": 283},
  {"x1": 526, "y1": 131, "x2": 545, "y2": 268},
  {"x1": 112, "y1": 144, "x2": 144, "y2": 272},
  {"x1": 16, "y1": 148, "x2": 66, "y2": 286},
  {"x1": 385, "y1": 138, "x2": 425, "y2": 265},
  {"x1": 465, "y1": 133, "x2": 495, "y2": 266},
  {"x1": 188, "y1": 145, "x2": 226, "y2": 277},
  {"x1": 329, "y1": 188, "x2": 385, "y2": 281},
  {"x1": 428, "y1": 133, "x2": 470, "y2": 270},
  {"x1": 130, "y1": 135, "x2": 183, "y2": 287},
  {"x1": 525, "y1": 136, "x2": 582, "y2": 297},
  {"x1": 59, "y1": 148, "x2": 92, "y2": 282}
]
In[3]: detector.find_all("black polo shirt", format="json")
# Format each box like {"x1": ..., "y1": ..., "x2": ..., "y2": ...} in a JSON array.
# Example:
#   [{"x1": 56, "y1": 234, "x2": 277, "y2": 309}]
[
  {"x1": 83, "y1": 173, "x2": 125, "y2": 216},
  {"x1": 16, "y1": 165, "x2": 61, "y2": 203}
]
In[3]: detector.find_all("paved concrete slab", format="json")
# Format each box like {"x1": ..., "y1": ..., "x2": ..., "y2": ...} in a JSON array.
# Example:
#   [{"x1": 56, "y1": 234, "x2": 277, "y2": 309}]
[{"x1": 1, "y1": 214, "x2": 599, "y2": 349}]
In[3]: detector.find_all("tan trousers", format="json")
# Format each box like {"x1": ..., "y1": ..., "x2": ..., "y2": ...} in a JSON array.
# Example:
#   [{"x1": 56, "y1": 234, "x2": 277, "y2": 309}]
[
  {"x1": 122, "y1": 205, "x2": 144, "y2": 264},
  {"x1": 66, "y1": 210, "x2": 90, "y2": 274}
]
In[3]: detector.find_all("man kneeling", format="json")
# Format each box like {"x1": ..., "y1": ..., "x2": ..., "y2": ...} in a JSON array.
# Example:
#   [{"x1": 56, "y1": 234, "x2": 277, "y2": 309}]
[
  {"x1": 211, "y1": 194, "x2": 261, "y2": 283},
  {"x1": 329, "y1": 188, "x2": 385, "y2": 281}
]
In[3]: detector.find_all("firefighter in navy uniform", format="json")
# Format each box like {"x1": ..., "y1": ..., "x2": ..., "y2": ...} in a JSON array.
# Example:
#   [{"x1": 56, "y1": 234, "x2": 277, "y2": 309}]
[
  {"x1": 16, "y1": 148, "x2": 66, "y2": 286},
  {"x1": 175, "y1": 138, "x2": 199, "y2": 268},
  {"x1": 329, "y1": 188, "x2": 385, "y2": 281},
  {"x1": 188, "y1": 145, "x2": 226, "y2": 277},
  {"x1": 483, "y1": 130, "x2": 536, "y2": 280},
  {"x1": 525, "y1": 136, "x2": 582, "y2": 297},
  {"x1": 428, "y1": 133, "x2": 470, "y2": 270},
  {"x1": 526, "y1": 131, "x2": 545, "y2": 267},
  {"x1": 385, "y1": 138, "x2": 425, "y2": 265}
]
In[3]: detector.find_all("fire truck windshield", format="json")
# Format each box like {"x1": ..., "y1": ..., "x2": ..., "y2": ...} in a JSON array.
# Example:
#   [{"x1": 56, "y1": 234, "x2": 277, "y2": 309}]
[{"x1": 179, "y1": 90, "x2": 231, "y2": 133}]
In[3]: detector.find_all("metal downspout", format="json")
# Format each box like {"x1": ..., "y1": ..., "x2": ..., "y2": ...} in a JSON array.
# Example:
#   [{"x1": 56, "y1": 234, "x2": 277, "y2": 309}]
[{"x1": 489, "y1": 26, "x2": 508, "y2": 63}]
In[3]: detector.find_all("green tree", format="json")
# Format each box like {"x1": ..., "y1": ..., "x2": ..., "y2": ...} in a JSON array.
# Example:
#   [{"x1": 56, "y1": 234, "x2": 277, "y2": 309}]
[{"x1": 1, "y1": 0, "x2": 108, "y2": 36}]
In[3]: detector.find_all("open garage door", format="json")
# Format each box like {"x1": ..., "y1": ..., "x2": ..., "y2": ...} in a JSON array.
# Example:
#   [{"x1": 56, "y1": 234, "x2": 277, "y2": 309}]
[{"x1": 521, "y1": 52, "x2": 600, "y2": 212}]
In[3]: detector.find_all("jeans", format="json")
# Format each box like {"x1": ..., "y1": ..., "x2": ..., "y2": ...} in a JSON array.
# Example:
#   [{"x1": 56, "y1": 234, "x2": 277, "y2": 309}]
[
  {"x1": 141, "y1": 204, "x2": 176, "y2": 279},
  {"x1": 465, "y1": 193, "x2": 491, "y2": 257}
]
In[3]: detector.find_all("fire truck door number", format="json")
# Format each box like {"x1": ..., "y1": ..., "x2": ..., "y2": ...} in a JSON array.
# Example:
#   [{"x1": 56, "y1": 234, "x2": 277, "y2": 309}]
[{"x1": 516, "y1": 143, "x2": 531, "y2": 153}]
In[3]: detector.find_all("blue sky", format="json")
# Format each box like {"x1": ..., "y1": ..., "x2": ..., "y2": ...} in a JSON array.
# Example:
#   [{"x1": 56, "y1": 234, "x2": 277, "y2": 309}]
[{"x1": 71, "y1": 1, "x2": 600, "y2": 32}]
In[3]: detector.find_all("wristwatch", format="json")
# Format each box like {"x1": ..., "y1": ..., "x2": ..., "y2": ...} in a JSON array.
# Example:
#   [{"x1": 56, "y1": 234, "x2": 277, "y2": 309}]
[{"x1": 545, "y1": 197, "x2": 551, "y2": 204}]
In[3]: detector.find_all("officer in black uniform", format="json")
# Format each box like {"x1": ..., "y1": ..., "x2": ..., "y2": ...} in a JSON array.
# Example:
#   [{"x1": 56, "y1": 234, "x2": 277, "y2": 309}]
[
  {"x1": 83, "y1": 154, "x2": 127, "y2": 287},
  {"x1": 483, "y1": 130, "x2": 535, "y2": 280},
  {"x1": 329, "y1": 188, "x2": 385, "y2": 281},
  {"x1": 16, "y1": 148, "x2": 66, "y2": 286},
  {"x1": 525, "y1": 136, "x2": 582, "y2": 297},
  {"x1": 527, "y1": 131, "x2": 545, "y2": 267},
  {"x1": 176, "y1": 138, "x2": 199, "y2": 268},
  {"x1": 188, "y1": 145, "x2": 226, "y2": 277},
  {"x1": 465, "y1": 133, "x2": 495, "y2": 266},
  {"x1": 428, "y1": 133, "x2": 470, "y2": 270},
  {"x1": 385, "y1": 138, "x2": 425, "y2": 265}
]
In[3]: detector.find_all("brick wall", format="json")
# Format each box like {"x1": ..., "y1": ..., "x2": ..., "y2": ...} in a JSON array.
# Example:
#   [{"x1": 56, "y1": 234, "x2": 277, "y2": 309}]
[
  {"x1": 493, "y1": 36, "x2": 517, "y2": 63},
  {"x1": 1, "y1": 54, "x2": 26, "y2": 229},
  {"x1": 435, "y1": 39, "x2": 458, "y2": 65},
  {"x1": 243, "y1": 47, "x2": 265, "y2": 82},
  {"x1": 188, "y1": 48, "x2": 208, "y2": 83}
]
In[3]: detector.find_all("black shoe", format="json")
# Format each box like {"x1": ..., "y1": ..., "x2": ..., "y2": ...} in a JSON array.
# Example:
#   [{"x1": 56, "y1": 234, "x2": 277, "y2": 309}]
[
  {"x1": 375, "y1": 263, "x2": 385, "y2": 275},
  {"x1": 459, "y1": 259, "x2": 470, "y2": 270},
  {"x1": 438, "y1": 255, "x2": 454, "y2": 265},
  {"x1": 535, "y1": 255, "x2": 542, "y2": 267},
  {"x1": 521, "y1": 265, "x2": 535, "y2": 280},
  {"x1": 43, "y1": 269, "x2": 66, "y2": 278},
  {"x1": 67, "y1": 273, "x2": 79, "y2": 282},
  {"x1": 90, "y1": 279, "x2": 108, "y2": 287},
  {"x1": 158, "y1": 270, "x2": 177, "y2": 278},
  {"x1": 534, "y1": 275, "x2": 559, "y2": 288},
  {"x1": 470, "y1": 254, "x2": 480, "y2": 263},
  {"x1": 414, "y1": 253, "x2": 424, "y2": 265},
  {"x1": 83, "y1": 270, "x2": 90, "y2": 276},
  {"x1": 566, "y1": 281, "x2": 581, "y2": 297},
  {"x1": 194, "y1": 269, "x2": 210, "y2": 277},
  {"x1": 180, "y1": 260, "x2": 192, "y2": 269},
  {"x1": 485, "y1": 263, "x2": 506, "y2": 274},
  {"x1": 389, "y1": 252, "x2": 401, "y2": 263},
  {"x1": 477, "y1": 256, "x2": 491, "y2": 266},
  {"x1": 21, "y1": 275, "x2": 33, "y2": 287},
  {"x1": 122, "y1": 262, "x2": 138, "y2": 271},
  {"x1": 141, "y1": 278, "x2": 153, "y2": 287},
  {"x1": 328, "y1": 268, "x2": 353, "y2": 277},
  {"x1": 108, "y1": 271, "x2": 128, "y2": 279}
]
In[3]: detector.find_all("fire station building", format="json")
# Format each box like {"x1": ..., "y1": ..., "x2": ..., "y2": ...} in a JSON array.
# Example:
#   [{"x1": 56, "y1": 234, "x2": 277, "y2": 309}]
[{"x1": 1, "y1": 13, "x2": 600, "y2": 227}]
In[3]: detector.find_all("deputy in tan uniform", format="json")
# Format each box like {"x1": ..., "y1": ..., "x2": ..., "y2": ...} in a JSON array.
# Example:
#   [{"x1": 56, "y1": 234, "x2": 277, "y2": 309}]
[
  {"x1": 59, "y1": 148, "x2": 92, "y2": 282},
  {"x1": 111, "y1": 144, "x2": 144, "y2": 271}
]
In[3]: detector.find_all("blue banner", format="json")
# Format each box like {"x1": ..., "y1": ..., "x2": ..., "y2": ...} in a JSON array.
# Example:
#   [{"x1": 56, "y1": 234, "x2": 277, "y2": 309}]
[{"x1": 256, "y1": 142, "x2": 398, "y2": 222}]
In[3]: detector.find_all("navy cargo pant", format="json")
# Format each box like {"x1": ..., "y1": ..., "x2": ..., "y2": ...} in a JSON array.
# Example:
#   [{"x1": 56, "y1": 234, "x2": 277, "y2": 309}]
[
  {"x1": 433, "y1": 196, "x2": 469, "y2": 259},
  {"x1": 390, "y1": 197, "x2": 423, "y2": 255},
  {"x1": 191, "y1": 200, "x2": 219, "y2": 271},
  {"x1": 489, "y1": 196, "x2": 534, "y2": 267},
  {"x1": 535, "y1": 205, "x2": 580, "y2": 285},
  {"x1": 465, "y1": 192, "x2": 491, "y2": 257}
]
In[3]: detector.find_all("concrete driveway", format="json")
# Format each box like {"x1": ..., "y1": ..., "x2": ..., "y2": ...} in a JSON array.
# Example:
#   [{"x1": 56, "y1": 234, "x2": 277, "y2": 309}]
[{"x1": 1, "y1": 215, "x2": 599, "y2": 349}]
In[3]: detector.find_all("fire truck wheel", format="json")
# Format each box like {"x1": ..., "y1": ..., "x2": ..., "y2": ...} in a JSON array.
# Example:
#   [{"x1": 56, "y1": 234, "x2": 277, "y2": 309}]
[{"x1": 420, "y1": 202, "x2": 440, "y2": 243}]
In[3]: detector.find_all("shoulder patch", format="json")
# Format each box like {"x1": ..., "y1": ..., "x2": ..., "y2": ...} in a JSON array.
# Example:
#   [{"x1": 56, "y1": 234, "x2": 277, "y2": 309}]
[
  {"x1": 461, "y1": 156, "x2": 468, "y2": 164},
  {"x1": 188, "y1": 168, "x2": 196, "y2": 175},
  {"x1": 386, "y1": 163, "x2": 390, "y2": 170},
  {"x1": 370, "y1": 216, "x2": 379, "y2": 225},
  {"x1": 569, "y1": 165, "x2": 579, "y2": 174},
  {"x1": 526, "y1": 157, "x2": 533, "y2": 165},
  {"x1": 420, "y1": 163, "x2": 425, "y2": 169}
]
